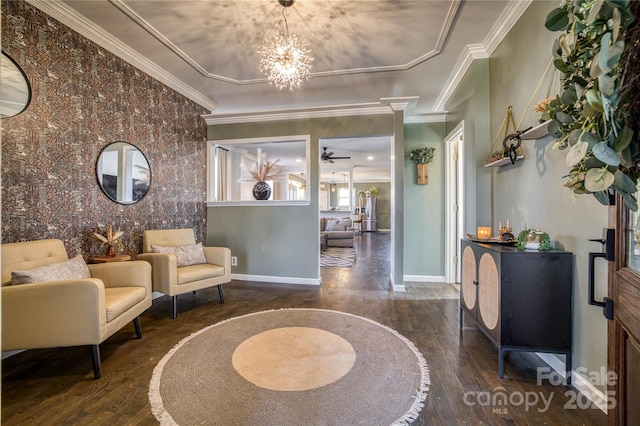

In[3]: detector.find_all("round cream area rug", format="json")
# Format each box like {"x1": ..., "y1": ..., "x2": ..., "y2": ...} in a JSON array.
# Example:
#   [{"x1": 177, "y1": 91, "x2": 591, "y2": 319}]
[{"x1": 149, "y1": 309, "x2": 430, "y2": 425}]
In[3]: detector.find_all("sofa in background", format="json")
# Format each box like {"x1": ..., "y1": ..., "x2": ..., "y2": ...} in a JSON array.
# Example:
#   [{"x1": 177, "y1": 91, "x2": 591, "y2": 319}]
[
  {"x1": 321, "y1": 217, "x2": 355, "y2": 248},
  {"x1": 1, "y1": 239, "x2": 152, "y2": 379}
]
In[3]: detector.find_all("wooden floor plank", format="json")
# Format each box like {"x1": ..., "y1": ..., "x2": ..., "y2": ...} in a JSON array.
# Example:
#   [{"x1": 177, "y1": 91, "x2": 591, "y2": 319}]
[{"x1": 2, "y1": 233, "x2": 605, "y2": 425}]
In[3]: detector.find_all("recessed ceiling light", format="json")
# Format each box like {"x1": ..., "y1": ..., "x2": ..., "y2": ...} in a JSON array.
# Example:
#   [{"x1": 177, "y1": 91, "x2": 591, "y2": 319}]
[
  {"x1": 296, "y1": 158, "x2": 302, "y2": 162},
  {"x1": 367, "y1": 156, "x2": 374, "y2": 160},
  {"x1": 391, "y1": 155, "x2": 395, "y2": 160}
]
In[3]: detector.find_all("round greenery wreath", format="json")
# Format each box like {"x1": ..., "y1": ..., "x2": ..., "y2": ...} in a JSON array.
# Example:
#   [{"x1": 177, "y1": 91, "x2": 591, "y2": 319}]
[{"x1": 544, "y1": 0, "x2": 638, "y2": 210}]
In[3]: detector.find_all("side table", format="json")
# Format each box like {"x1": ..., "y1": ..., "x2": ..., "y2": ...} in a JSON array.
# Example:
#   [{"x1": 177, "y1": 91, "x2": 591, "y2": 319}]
[
  {"x1": 91, "y1": 254, "x2": 132, "y2": 263},
  {"x1": 320, "y1": 233, "x2": 328, "y2": 252}
]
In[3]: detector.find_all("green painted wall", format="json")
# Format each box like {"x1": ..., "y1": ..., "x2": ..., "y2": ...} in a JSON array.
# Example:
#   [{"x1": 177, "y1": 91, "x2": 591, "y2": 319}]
[
  {"x1": 404, "y1": 123, "x2": 446, "y2": 276},
  {"x1": 207, "y1": 115, "x2": 395, "y2": 280},
  {"x1": 491, "y1": 0, "x2": 608, "y2": 393},
  {"x1": 447, "y1": 1, "x2": 608, "y2": 393},
  {"x1": 445, "y1": 59, "x2": 492, "y2": 233}
]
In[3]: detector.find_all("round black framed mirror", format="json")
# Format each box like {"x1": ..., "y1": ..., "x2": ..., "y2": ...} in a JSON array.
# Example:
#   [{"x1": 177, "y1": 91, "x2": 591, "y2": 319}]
[
  {"x1": 0, "y1": 51, "x2": 32, "y2": 118},
  {"x1": 96, "y1": 141, "x2": 151, "y2": 204}
]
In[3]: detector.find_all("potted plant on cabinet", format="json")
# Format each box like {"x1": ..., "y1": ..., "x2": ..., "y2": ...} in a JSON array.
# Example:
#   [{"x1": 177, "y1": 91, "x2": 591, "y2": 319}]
[{"x1": 516, "y1": 228, "x2": 552, "y2": 251}]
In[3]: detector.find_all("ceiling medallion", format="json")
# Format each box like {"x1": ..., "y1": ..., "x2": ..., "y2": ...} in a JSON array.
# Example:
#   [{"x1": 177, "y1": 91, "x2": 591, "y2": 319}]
[{"x1": 259, "y1": 0, "x2": 314, "y2": 91}]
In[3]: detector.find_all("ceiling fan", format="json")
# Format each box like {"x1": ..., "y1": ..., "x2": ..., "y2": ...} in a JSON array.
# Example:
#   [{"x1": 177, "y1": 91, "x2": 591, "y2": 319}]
[{"x1": 321, "y1": 147, "x2": 351, "y2": 163}]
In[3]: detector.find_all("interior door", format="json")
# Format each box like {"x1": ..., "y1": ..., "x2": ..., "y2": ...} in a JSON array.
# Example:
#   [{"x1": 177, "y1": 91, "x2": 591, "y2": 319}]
[
  {"x1": 445, "y1": 124, "x2": 464, "y2": 284},
  {"x1": 609, "y1": 196, "x2": 640, "y2": 424}
]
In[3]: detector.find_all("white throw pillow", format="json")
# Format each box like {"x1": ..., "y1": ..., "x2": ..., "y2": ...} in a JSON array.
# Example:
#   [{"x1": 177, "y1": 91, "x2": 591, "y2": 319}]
[
  {"x1": 11, "y1": 255, "x2": 91, "y2": 285},
  {"x1": 151, "y1": 243, "x2": 207, "y2": 267},
  {"x1": 325, "y1": 220, "x2": 344, "y2": 231}
]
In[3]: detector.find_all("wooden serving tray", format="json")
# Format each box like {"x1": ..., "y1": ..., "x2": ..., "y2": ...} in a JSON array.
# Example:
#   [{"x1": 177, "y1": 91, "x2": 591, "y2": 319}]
[{"x1": 466, "y1": 234, "x2": 516, "y2": 245}]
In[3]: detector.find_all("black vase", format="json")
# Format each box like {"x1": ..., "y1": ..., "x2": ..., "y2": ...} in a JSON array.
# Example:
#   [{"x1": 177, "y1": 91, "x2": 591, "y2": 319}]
[{"x1": 252, "y1": 181, "x2": 271, "y2": 200}]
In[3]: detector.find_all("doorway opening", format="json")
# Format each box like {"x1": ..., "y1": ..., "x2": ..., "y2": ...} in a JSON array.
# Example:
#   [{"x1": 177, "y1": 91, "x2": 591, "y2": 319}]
[
  {"x1": 319, "y1": 136, "x2": 393, "y2": 286},
  {"x1": 445, "y1": 122, "x2": 464, "y2": 284}
]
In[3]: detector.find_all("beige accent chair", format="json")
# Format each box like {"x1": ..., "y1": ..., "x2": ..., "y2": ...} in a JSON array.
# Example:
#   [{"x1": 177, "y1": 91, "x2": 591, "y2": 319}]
[
  {"x1": 137, "y1": 228, "x2": 231, "y2": 319},
  {"x1": 1, "y1": 239, "x2": 152, "y2": 379}
]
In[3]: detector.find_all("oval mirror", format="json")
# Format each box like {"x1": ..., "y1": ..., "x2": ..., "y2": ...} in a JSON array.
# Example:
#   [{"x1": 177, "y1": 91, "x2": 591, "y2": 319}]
[
  {"x1": 96, "y1": 141, "x2": 151, "y2": 204},
  {"x1": 0, "y1": 51, "x2": 32, "y2": 118}
]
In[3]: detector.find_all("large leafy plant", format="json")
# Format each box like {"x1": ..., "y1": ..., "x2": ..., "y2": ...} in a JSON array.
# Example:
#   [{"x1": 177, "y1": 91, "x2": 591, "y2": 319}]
[{"x1": 544, "y1": 0, "x2": 637, "y2": 210}]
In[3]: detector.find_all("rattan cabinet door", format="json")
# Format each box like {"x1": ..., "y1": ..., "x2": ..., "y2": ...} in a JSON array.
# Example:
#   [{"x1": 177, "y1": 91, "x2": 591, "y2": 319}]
[
  {"x1": 460, "y1": 245, "x2": 477, "y2": 311},
  {"x1": 478, "y1": 252, "x2": 499, "y2": 332}
]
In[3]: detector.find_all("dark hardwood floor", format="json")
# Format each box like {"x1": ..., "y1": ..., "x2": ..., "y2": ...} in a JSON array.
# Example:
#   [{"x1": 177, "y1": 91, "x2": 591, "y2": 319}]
[{"x1": 2, "y1": 233, "x2": 606, "y2": 425}]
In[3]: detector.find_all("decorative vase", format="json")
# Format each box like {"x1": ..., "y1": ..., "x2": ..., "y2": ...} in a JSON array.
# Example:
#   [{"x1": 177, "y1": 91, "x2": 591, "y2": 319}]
[
  {"x1": 252, "y1": 181, "x2": 271, "y2": 200},
  {"x1": 417, "y1": 163, "x2": 428, "y2": 185},
  {"x1": 105, "y1": 244, "x2": 116, "y2": 257}
]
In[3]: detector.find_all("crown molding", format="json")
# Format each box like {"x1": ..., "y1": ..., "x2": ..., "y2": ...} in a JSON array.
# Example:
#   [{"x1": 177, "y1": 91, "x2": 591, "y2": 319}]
[
  {"x1": 404, "y1": 113, "x2": 448, "y2": 124},
  {"x1": 432, "y1": 44, "x2": 488, "y2": 112},
  {"x1": 26, "y1": 0, "x2": 218, "y2": 112},
  {"x1": 203, "y1": 105, "x2": 393, "y2": 125},
  {"x1": 483, "y1": 0, "x2": 534, "y2": 56},
  {"x1": 204, "y1": 95, "x2": 442, "y2": 125},
  {"x1": 390, "y1": 102, "x2": 409, "y2": 112},
  {"x1": 432, "y1": 0, "x2": 533, "y2": 112},
  {"x1": 203, "y1": 96, "x2": 423, "y2": 125}
]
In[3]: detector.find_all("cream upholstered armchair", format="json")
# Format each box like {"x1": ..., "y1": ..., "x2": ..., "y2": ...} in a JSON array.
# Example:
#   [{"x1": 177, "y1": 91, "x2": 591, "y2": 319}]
[
  {"x1": 1, "y1": 239, "x2": 152, "y2": 379},
  {"x1": 137, "y1": 228, "x2": 231, "y2": 319}
]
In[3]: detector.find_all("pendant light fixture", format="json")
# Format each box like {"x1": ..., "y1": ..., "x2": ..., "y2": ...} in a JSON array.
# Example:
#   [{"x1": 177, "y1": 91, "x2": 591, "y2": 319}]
[{"x1": 258, "y1": 0, "x2": 314, "y2": 91}]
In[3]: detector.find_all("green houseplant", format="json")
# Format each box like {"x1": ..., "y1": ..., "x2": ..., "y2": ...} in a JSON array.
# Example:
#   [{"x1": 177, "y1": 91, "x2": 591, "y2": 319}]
[
  {"x1": 409, "y1": 147, "x2": 435, "y2": 164},
  {"x1": 543, "y1": 0, "x2": 638, "y2": 210},
  {"x1": 409, "y1": 147, "x2": 435, "y2": 185},
  {"x1": 516, "y1": 229, "x2": 552, "y2": 251}
]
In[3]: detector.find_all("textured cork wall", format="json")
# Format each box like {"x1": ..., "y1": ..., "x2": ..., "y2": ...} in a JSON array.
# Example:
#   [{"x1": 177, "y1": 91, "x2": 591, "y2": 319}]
[{"x1": 1, "y1": 1, "x2": 209, "y2": 259}]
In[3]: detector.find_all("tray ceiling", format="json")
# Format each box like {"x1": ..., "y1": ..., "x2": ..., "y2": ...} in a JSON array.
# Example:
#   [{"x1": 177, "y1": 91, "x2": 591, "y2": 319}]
[{"x1": 30, "y1": 0, "x2": 527, "y2": 119}]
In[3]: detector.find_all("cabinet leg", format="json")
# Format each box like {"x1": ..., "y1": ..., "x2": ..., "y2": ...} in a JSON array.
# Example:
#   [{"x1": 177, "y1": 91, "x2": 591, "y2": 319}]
[
  {"x1": 566, "y1": 353, "x2": 572, "y2": 386},
  {"x1": 499, "y1": 348, "x2": 504, "y2": 378},
  {"x1": 459, "y1": 306, "x2": 463, "y2": 329}
]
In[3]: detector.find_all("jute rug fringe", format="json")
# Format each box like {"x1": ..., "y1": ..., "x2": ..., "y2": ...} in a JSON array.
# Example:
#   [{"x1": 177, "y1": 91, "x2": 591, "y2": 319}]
[{"x1": 149, "y1": 308, "x2": 430, "y2": 425}]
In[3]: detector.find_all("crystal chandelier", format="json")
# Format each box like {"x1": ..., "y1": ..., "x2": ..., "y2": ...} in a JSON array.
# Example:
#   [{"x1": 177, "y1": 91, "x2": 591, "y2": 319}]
[{"x1": 259, "y1": 0, "x2": 314, "y2": 91}]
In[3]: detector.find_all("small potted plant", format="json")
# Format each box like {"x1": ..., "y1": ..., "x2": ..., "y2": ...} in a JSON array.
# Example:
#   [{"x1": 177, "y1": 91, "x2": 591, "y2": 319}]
[
  {"x1": 516, "y1": 228, "x2": 552, "y2": 251},
  {"x1": 92, "y1": 224, "x2": 125, "y2": 256},
  {"x1": 408, "y1": 146, "x2": 435, "y2": 185}
]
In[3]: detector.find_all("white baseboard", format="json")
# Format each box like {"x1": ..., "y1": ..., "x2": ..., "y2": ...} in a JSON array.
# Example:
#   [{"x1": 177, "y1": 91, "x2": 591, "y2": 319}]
[
  {"x1": 404, "y1": 275, "x2": 446, "y2": 283},
  {"x1": 536, "y1": 353, "x2": 607, "y2": 413},
  {"x1": 390, "y1": 272, "x2": 405, "y2": 292},
  {"x1": 389, "y1": 274, "x2": 406, "y2": 292},
  {"x1": 231, "y1": 273, "x2": 321, "y2": 286}
]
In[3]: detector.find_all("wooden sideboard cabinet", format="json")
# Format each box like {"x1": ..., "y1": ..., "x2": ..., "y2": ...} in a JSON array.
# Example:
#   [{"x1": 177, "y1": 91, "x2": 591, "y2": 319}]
[{"x1": 460, "y1": 239, "x2": 573, "y2": 382}]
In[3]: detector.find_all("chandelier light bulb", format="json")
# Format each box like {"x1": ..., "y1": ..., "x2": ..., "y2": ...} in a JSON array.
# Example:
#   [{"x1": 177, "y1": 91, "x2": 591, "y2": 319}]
[{"x1": 259, "y1": 31, "x2": 314, "y2": 91}]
